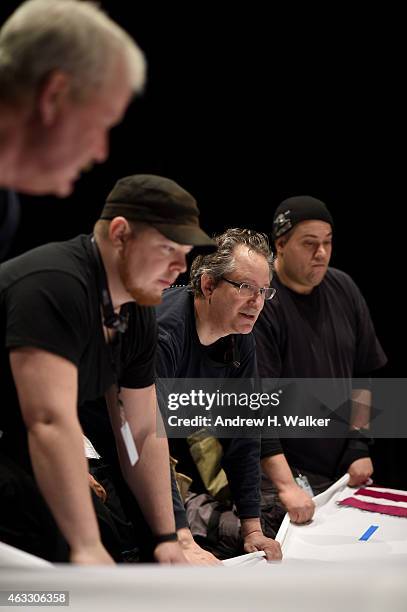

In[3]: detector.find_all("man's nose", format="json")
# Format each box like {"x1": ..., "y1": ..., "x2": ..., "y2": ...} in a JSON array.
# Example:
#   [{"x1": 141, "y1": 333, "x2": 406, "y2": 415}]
[
  {"x1": 172, "y1": 253, "x2": 187, "y2": 274},
  {"x1": 248, "y1": 290, "x2": 264, "y2": 307},
  {"x1": 315, "y1": 243, "x2": 328, "y2": 258}
]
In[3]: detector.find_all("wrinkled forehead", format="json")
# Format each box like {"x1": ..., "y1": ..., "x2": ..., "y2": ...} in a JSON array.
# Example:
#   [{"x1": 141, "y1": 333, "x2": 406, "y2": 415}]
[
  {"x1": 230, "y1": 245, "x2": 271, "y2": 283},
  {"x1": 82, "y1": 58, "x2": 133, "y2": 114}
]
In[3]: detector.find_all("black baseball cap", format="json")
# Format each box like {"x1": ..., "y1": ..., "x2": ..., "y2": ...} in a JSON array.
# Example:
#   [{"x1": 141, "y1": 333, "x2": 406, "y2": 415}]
[{"x1": 100, "y1": 174, "x2": 216, "y2": 250}]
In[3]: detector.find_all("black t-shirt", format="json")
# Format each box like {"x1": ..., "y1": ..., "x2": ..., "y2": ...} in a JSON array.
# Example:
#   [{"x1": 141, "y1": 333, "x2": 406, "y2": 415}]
[
  {"x1": 254, "y1": 268, "x2": 387, "y2": 478},
  {"x1": 155, "y1": 286, "x2": 261, "y2": 519},
  {"x1": 0, "y1": 234, "x2": 157, "y2": 471},
  {"x1": 0, "y1": 190, "x2": 20, "y2": 262}
]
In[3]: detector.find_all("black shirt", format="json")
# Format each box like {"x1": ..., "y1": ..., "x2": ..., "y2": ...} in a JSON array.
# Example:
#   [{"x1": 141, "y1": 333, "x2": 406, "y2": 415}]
[
  {"x1": 0, "y1": 234, "x2": 156, "y2": 471},
  {"x1": 0, "y1": 190, "x2": 20, "y2": 262},
  {"x1": 255, "y1": 268, "x2": 387, "y2": 478},
  {"x1": 155, "y1": 286, "x2": 261, "y2": 519}
]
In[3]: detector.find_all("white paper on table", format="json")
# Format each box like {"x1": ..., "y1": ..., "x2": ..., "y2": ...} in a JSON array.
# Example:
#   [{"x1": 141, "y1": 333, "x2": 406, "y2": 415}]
[
  {"x1": 276, "y1": 474, "x2": 407, "y2": 562},
  {"x1": 0, "y1": 541, "x2": 53, "y2": 568},
  {"x1": 222, "y1": 551, "x2": 267, "y2": 567}
]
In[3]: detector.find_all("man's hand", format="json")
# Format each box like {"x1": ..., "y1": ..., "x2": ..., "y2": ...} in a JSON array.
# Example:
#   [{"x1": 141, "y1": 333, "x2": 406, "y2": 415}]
[
  {"x1": 243, "y1": 530, "x2": 282, "y2": 561},
  {"x1": 261, "y1": 453, "x2": 313, "y2": 525},
  {"x1": 88, "y1": 473, "x2": 107, "y2": 503},
  {"x1": 348, "y1": 457, "x2": 373, "y2": 487},
  {"x1": 278, "y1": 483, "x2": 315, "y2": 524},
  {"x1": 241, "y1": 518, "x2": 282, "y2": 561},
  {"x1": 70, "y1": 541, "x2": 115, "y2": 565},
  {"x1": 177, "y1": 528, "x2": 221, "y2": 565},
  {"x1": 154, "y1": 541, "x2": 188, "y2": 564}
]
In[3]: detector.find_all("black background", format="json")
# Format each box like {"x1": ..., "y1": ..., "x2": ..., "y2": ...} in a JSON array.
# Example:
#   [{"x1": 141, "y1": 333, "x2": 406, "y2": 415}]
[{"x1": 1, "y1": 2, "x2": 405, "y2": 486}]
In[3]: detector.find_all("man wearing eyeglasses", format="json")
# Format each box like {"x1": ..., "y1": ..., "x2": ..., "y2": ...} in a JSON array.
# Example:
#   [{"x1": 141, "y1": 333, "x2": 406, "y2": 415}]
[
  {"x1": 155, "y1": 228, "x2": 282, "y2": 561},
  {"x1": 254, "y1": 196, "x2": 387, "y2": 534}
]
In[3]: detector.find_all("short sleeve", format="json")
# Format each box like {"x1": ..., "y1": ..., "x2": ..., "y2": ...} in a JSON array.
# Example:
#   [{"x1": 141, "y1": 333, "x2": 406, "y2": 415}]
[
  {"x1": 253, "y1": 302, "x2": 283, "y2": 379},
  {"x1": 5, "y1": 271, "x2": 90, "y2": 365},
  {"x1": 350, "y1": 279, "x2": 387, "y2": 374},
  {"x1": 155, "y1": 330, "x2": 182, "y2": 378},
  {"x1": 119, "y1": 306, "x2": 157, "y2": 389}
]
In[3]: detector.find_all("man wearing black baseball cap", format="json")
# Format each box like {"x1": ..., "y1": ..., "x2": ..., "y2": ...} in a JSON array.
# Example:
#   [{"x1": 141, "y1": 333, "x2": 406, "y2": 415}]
[
  {"x1": 253, "y1": 195, "x2": 387, "y2": 534},
  {"x1": 96, "y1": 174, "x2": 215, "y2": 306},
  {"x1": 101, "y1": 174, "x2": 215, "y2": 248},
  {"x1": 0, "y1": 174, "x2": 214, "y2": 565}
]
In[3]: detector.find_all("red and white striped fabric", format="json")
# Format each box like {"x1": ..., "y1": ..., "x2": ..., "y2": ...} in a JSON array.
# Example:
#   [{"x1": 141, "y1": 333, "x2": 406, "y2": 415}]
[{"x1": 338, "y1": 486, "x2": 407, "y2": 517}]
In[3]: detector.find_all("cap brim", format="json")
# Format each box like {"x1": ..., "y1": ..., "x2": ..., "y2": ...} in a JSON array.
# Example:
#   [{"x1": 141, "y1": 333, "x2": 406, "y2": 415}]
[{"x1": 152, "y1": 223, "x2": 217, "y2": 252}]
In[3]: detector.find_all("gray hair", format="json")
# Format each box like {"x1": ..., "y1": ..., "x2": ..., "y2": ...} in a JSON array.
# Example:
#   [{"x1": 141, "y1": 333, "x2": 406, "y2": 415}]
[
  {"x1": 189, "y1": 228, "x2": 274, "y2": 298},
  {"x1": 0, "y1": 0, "x2": 146, "y2": 104}
]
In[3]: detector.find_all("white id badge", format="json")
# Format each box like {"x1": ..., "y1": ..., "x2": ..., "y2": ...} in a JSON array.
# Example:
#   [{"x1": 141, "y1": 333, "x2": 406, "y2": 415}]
[
  {"x1": 295, "y1": 474, "x2": 314, "y2": 498},
  {"x1": 120, "y1": 421, "x2": 139, "y2": 466}
]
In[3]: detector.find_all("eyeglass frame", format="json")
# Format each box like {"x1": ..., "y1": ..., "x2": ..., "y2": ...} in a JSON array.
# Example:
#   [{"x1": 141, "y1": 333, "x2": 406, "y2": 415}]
[{"x1": 220, "y1": 276, "x2": 276, "y2": 301}]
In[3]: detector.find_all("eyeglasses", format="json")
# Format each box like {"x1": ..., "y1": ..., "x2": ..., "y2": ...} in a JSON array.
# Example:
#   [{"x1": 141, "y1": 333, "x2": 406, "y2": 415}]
[{"x1": 221, "y1": 277, "x2": 276, "y2": 301}]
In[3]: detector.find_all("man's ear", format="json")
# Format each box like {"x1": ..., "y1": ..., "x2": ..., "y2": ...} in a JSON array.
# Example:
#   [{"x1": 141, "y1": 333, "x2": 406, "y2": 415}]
[
  {"x1": 200, "y1": 273, "x2": 216, "y2": 299},
  {"x1": 275, "y1": 236, "x2": 286, "y2": 256},
  {"x1": 108, "y1": 217, "x2": 132, "y2": 250},
  {"x1": 38, "y1": 70, "x2": 72, "y2": 126}
]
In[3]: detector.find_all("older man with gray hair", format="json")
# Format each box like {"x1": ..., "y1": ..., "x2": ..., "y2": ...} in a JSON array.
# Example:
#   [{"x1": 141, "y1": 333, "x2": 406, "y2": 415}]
[
  {"x1": 156, "y1": 229, "x2": 282, "y2": 561},
  {"x1": 0, "y1": 0, "x2": 145, "y2": 197}
]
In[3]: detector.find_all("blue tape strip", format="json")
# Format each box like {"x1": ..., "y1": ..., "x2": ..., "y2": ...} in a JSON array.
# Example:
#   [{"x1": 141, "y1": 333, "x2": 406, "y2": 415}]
[{"x1": 359, "y1": 525, "x2": 379, "y2": 541}]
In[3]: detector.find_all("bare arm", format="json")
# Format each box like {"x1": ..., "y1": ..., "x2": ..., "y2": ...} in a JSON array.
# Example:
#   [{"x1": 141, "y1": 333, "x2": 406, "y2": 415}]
[
  {"x1": 347, "y1": 388, "x2": 373, "y2": 486},
  {"x1": 261, "y1": 453, "x2": 315, "y2": 524},
  {"x1": 106, "y1": 384, "x2": 186, "y2": 563},
  {"x1": 10, "y1": 348, "x2": 113, "y2": 565},
  {"x1": 350, "y1": 388, "x2": 372, "y2": 431}
]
